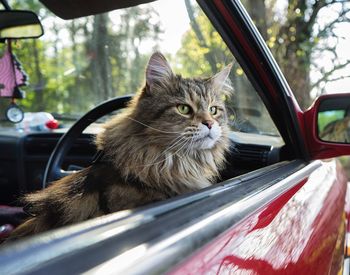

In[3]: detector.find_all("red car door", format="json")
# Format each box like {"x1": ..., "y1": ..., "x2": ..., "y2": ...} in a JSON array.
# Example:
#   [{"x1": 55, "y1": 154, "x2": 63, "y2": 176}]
[{"x1": 169, "y1": 160, "x2": 348, "y2": 274}]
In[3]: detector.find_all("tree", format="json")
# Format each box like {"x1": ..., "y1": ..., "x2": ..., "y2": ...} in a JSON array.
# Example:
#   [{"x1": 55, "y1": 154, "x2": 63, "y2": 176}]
[
  {"x1": 245, "y1": 0, "x2": 350, "y2": 109},
  {"x1": 181, "y1": 0, "x2": 350, "y2": 110},
  {"x1": 91, "y1": 14, "x2": 113, "y2": 102},
  {"x1": 1, "y1": 1, "x2": 163, "y2": 117}
]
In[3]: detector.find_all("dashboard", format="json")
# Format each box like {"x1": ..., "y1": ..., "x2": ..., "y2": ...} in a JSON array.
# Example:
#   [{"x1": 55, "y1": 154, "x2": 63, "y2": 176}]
[{"x1": 0, "y1": 131, "x2": 95, "y2": 204}]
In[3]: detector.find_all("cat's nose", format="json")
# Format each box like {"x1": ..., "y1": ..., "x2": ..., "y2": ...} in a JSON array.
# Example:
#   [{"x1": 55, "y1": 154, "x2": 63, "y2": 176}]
[{"x1": 202, "y1": 120, "x2": 214, "y2": 129}]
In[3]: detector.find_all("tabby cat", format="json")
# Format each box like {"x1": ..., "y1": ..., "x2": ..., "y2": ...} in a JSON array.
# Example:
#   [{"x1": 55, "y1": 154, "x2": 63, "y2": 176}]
[{"x1": 9, "y1": 52, "x2": 233, "y2": 240}]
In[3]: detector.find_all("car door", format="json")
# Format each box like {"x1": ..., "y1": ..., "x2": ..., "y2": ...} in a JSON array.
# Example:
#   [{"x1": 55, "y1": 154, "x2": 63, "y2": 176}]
[
  {"x1": 1, "y1": 162, "x2": 346, "y2": 275},
  {"x1": 168, "y1": 160, "x2": 347, "y2": 275}
]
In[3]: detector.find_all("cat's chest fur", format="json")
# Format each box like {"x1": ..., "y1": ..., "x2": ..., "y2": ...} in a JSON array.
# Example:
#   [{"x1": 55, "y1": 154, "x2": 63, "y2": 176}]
[{"x1": 101, "y1": 147, "x2": 219, "y2": 193}]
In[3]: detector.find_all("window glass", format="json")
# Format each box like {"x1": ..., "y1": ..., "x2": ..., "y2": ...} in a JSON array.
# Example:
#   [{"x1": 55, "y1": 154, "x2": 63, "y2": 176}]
[
  {"x1": 1, "y1": 0, "x2": 282, "y2": 143},
  {"x1": 241, "y1": 0, "x2": 350, "y2": 110}
]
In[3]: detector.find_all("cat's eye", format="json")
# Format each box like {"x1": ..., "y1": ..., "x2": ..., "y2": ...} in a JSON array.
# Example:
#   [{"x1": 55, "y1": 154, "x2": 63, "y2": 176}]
[
  {"x1": 209, "y1": 106, "x2": 218, "y2": 115},
  {"x1": 177, "y1": 104, "x2": 192, "y2": 115}
]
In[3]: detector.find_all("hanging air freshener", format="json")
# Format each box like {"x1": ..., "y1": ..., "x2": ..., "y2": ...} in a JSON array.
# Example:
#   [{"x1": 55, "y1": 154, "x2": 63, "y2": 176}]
[{"x1": 0, "y1": 40, "x2": 28, "y2": 123}]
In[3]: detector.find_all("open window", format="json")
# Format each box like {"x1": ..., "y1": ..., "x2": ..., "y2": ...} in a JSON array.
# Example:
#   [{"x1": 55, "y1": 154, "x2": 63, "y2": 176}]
[{"x1": 0, "y1": 0, "x2": 311, "y2": 273}]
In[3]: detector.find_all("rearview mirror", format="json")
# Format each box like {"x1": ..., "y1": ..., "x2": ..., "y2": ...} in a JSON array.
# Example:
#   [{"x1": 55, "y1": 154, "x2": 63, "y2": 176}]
[
  {"x1": 317, "y1": 95, "x2": 350, "y2": 143},
  {"x1": 0, "y1": 10, "x2": 43, "y2": 39}
]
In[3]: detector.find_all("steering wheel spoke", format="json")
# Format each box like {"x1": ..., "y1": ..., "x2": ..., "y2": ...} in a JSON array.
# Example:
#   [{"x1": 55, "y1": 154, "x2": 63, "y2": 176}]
[{"x1": 43, "y1": 95, "x2": 132, "y2": 188}]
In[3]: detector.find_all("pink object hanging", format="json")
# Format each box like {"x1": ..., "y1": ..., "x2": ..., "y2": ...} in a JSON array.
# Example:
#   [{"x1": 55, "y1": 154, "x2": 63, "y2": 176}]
[{"x1": 0, "y1": 43, "x2": 27, "y2": 97}]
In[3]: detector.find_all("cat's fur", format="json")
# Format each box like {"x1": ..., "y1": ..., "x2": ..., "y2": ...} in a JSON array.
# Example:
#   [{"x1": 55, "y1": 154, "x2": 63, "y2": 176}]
[{"x1": 9, "y1": 52, "x2": 233, "y2": 240}]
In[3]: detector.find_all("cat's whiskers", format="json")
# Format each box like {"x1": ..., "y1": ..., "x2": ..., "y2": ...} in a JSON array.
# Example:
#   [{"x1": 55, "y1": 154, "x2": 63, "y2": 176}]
[
  {"x1": 188, "y1": 135, "x2": 196, "y2": 155},
  {"x1": 158, "y1": 138, "x2": 191, "y2": 173},
  {"x1": 138, "y1": 134, "x2": 195, "y2": 173},
  {"x1": 183, "y1": 133, "x2": 195, "y2": 158},
  {"x1": 127, "y1": 117, "x2": 183, "y2": 134},
  {"x1": 156, "y1": 129, "x2": 195, "y2": 159},
  {"x1": 172, "y1": 128, "x2": 197, "y2": 159},
  {"x1": 167, "y1": 137, "x2": 191, "y2": 160},
  {"x1": 161, "y1": 135, "x2": 187, "y2": 155},
  {"x1": 137, "y1": 139, "x2": 189, "y2": 175},
  {"x1": 135, "y1": 129, "x2": 200, "y2": 170},
  {"x1": 117, "y1": 132, "x2": 170, "y2": 138},
  {"x1": 137, "y1": 135, "x2": 188, "y2": 168}
]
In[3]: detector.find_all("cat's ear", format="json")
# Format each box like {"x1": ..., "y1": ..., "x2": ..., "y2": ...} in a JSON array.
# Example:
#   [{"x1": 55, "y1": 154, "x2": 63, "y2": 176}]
[
  {"x1": 146, "y1": 52, "x2": 174, "y2": 87},
  {"x1": 210, "y1": 63, "x2": 233, "y2": 96}
]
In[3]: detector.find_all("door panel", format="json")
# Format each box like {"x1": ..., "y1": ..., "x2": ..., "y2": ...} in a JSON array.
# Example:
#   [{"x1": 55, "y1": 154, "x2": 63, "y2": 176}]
[
  {"x1": 169, "y1": 160, "x2": 347, "y2": 275},
  {"x1": 2, "y1": 161, "x2": 345, "y2": 274}
]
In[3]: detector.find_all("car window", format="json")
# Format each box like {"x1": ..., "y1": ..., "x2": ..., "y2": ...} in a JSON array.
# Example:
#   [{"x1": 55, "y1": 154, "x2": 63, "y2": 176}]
[
  {"x1": 2, "y1": 0, "x2": 283, "y2": 144},
  {"x1": 241, "y1": 1, "x2": 350, "y2": 111}
]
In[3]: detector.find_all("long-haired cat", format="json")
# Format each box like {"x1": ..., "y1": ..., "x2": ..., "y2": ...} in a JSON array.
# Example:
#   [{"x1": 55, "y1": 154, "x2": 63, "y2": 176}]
[{"x1": 9, "y1": 52, "x2": 233, "y2": 240}]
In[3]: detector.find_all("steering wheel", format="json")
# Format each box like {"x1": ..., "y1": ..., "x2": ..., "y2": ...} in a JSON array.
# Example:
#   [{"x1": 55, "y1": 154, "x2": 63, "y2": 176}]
[{"x1": 42, "y1": 95, "x2": 132, "y2": 189}]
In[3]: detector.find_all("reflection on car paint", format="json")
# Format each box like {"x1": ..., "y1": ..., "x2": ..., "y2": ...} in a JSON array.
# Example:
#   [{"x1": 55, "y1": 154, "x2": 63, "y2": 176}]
[{"x1": 169, "y1": 160, "x2": 347, "y2": 274}]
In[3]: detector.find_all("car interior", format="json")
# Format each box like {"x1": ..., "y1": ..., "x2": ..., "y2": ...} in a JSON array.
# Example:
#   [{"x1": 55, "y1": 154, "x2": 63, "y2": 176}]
[
  {"x1": 2, "y1": 0, "x2": 336, "y2": 273},
  {"x1": 0, "y1": 0, "x2": 303, "y2": 251},
  {"x1": 0, "y1": 0, "x2": 289, "y2": 199}
]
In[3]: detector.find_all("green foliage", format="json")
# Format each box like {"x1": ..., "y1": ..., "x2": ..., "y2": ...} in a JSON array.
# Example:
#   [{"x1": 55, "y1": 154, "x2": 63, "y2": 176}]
[
  {"x1": 318, "y1": 110, "x2": 345, "y2": 132},
  {"x1": 1, "y1": 2, "x2": 163, "y2": 116},
  {"x1": 176, "y1": 10, "x2": 232, "y2": 77}
]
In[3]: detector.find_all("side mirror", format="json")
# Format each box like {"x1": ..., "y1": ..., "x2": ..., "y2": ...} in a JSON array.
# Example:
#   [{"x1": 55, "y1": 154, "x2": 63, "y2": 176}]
[
  {"x1": 317, "y1": 96, "x2": 350, "y2": 143},
  {"x1": 0, "y1": 10, "x2": 43, "y2": 39},
  {"x1": 304, "y1": 93, "x2": 350, "y2": 159}
]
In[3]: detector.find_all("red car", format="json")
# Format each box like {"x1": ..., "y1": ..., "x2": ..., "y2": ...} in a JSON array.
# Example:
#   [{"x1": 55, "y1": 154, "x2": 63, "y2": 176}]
[{"x1": 0, "y1": 0, "x2": 350, "y2": 274}]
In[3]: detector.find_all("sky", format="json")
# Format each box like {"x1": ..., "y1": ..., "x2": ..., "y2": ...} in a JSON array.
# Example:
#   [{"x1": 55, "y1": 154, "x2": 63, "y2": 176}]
[{"x1": 149, "y1": 0, "x2": 189, "y2": 54}]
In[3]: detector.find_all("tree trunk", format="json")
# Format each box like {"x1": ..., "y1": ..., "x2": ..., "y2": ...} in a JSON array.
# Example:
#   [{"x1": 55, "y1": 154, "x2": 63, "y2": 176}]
[
  {"x1": 91, "y1": 14, "x2": 113, "y2": 102},
  {"x1": 245, "y1": 0, "x2": 312, "y2": 109},
  {"x1": 184, "y1": 0, "x2": 217, "y2": 73},
  {"x1": 69, "y1": 21, "x2": 83, "y2": 111},
  {"x1": 282, "y1": 55, "x2": 311, "y2": 110}
]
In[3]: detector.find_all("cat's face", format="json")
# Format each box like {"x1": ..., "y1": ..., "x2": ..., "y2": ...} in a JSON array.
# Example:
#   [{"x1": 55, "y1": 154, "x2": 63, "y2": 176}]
[{"x1": 133, "y1": 52, "x2": 232, "y2": 152}]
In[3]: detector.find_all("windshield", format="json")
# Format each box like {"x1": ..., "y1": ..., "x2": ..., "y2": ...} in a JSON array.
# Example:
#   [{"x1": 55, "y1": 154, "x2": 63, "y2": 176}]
[{"x1": 0, "y1": 0, "x2": 281, "y2": 138}]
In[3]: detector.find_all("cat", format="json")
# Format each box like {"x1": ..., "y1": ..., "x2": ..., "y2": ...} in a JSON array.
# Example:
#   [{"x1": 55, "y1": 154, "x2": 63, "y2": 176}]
[
  {"x1": 8, "y1": 52, "x2": 233, "y2": 240},
  {"x1": 319, "y1": 116, "x2": 350, "y2": 143}
]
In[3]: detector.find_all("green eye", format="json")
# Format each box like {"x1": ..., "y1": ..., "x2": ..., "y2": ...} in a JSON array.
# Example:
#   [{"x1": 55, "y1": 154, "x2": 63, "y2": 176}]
[
  {"x1": 177, "y1": 104, "x2": 191, "y2": 115},
  {"x1": 209, "y1": 106, "x2": 218, "y2": 115}
]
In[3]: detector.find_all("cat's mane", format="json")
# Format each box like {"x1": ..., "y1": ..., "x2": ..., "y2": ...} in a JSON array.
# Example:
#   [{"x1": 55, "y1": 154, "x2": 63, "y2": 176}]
[{"x1": 95, "y1": 97, "x2": 229, "y2": 193}]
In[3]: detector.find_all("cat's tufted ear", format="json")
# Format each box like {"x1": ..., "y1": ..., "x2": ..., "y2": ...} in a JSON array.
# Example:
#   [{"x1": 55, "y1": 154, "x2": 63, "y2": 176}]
[
  {"x1": 210, "y1": 63, "x2": 233, "y2": 96},
  {"x1": 146, "y1": 52, "x2": 174, "y2": 88}
]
